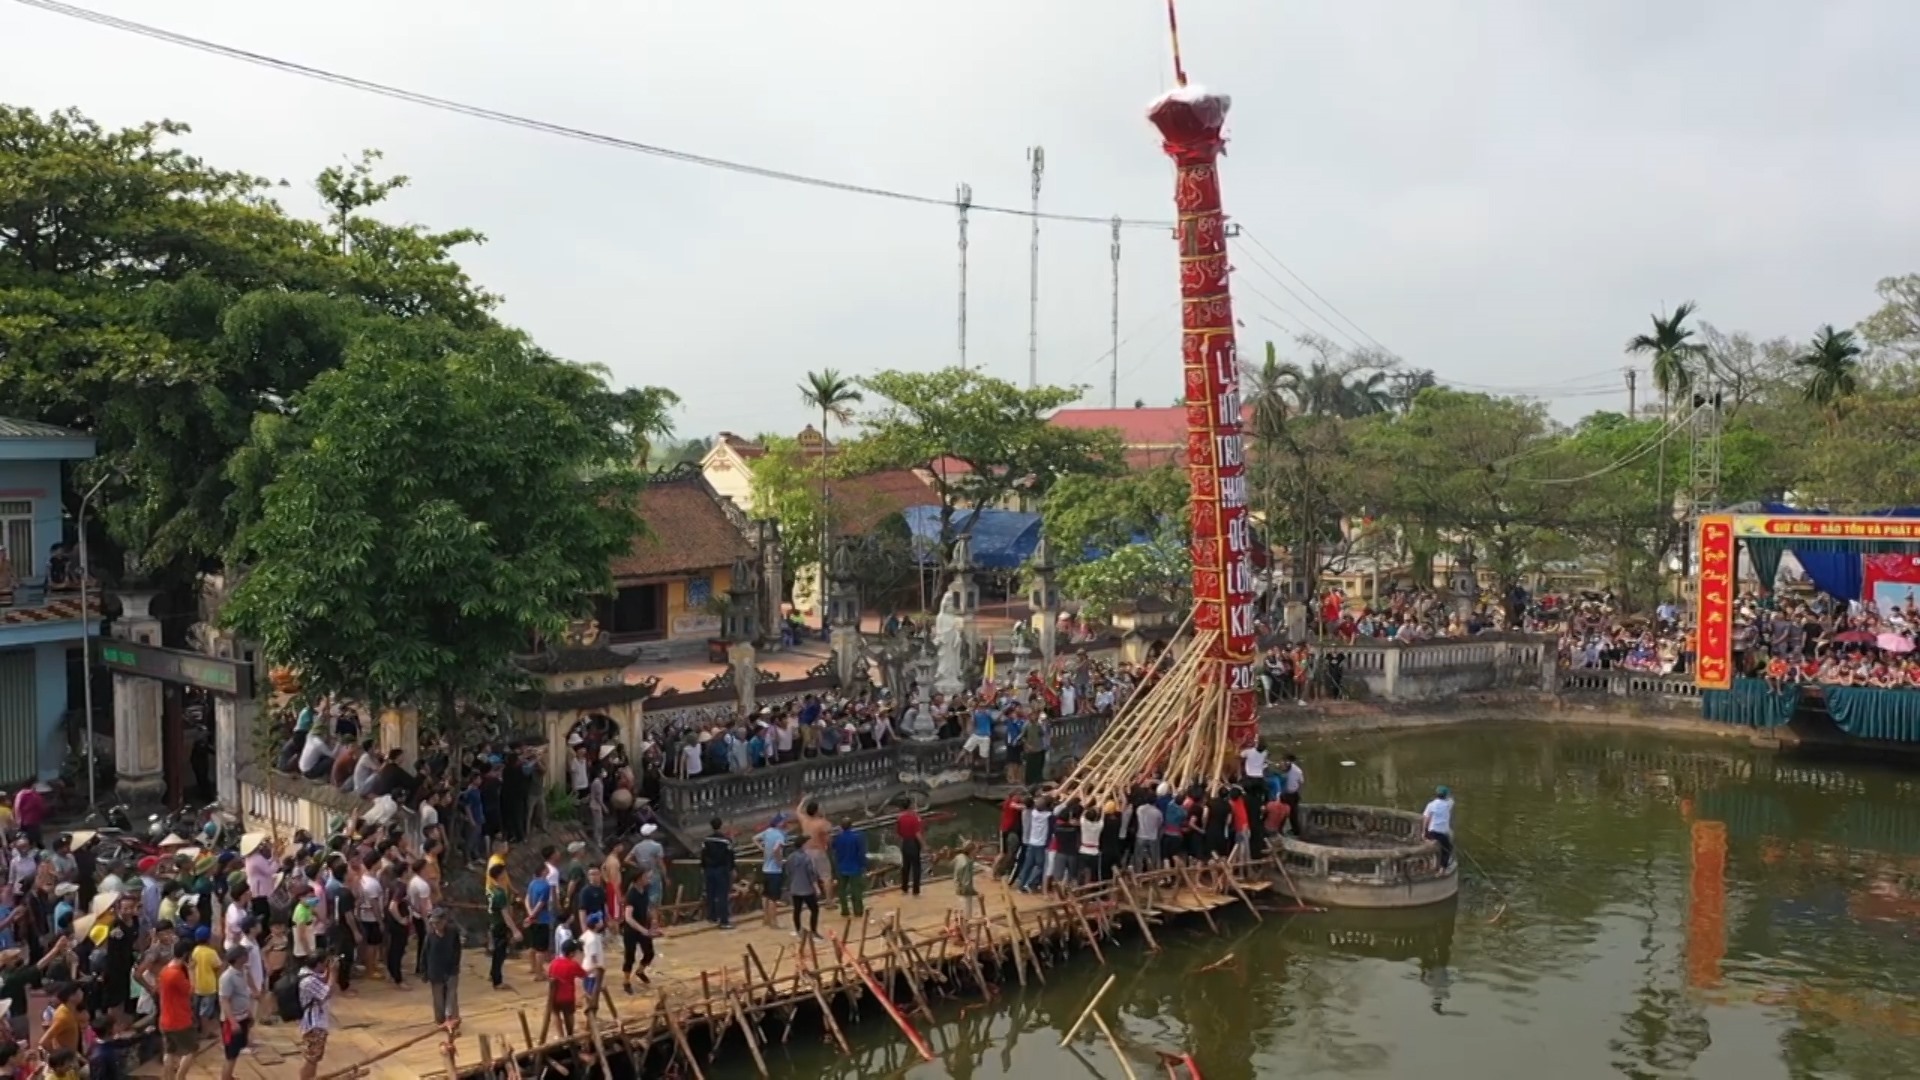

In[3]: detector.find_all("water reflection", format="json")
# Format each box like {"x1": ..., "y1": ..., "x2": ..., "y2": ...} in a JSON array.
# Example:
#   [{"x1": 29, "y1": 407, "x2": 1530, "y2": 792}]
[{"x1": 715, "y1": 724, "x2": 1920, "y2": 1080}]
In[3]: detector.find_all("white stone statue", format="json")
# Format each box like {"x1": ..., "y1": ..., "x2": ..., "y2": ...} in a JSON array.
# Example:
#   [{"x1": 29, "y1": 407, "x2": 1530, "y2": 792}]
[{"x1": 933, "y1": 592, "x2": 966, "y2": 694}]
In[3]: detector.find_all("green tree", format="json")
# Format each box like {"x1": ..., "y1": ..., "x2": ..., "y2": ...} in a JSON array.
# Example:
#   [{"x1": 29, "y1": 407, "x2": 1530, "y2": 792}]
[
  {"x1": 0, "y1": 106, "x2": 495, "y2": 614},
  {"x1": 1057, "y1": 538, "x2": 1192, "y2": 621},
  {"x1": 1794, "y1": 324, "x2": 1863, "y2": 413},
  {"x1": 746, "y1": 436, "x2": 829, "y2": 573},
  {"x1": 835, "y1": 368, "x2": 1123, "y2": 553},
  {"x1": 1351, "y1": 389, "x2": 1572, "y2": 594},
  {"x1": 220, "y1": 328, "x2": 651, "y2": 733},
  {"x1": 1041, "y1": 467, "x2": 1190, "y2": 559},
  {"x1": 1859, "y1": 273, "x2": 1920, "y2": 359}
]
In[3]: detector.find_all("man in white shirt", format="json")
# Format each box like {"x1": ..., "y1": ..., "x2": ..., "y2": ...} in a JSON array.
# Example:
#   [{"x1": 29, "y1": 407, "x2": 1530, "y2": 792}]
[
  {"x1": 578, "y1": 913, "x2": 606, "y2": 1014},
  {"x1": 297, "y1": 729, "x2": 334, "y2": 779},
  {"x1": 1422, "y1": 785, "x2": 1454, "y2": 870}
]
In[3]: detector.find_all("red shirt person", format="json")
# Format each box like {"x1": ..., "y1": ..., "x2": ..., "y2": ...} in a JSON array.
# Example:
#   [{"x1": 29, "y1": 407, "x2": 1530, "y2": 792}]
[
  {"x1": 158, "y1": 940, "x2": 200, "y2": 1063},
  {"x1": 547, "y1": 941, "x2": 588, "y2": 1037},
  {"x1": 895, "y1": 806, "x2": 926, "y2": 897}
]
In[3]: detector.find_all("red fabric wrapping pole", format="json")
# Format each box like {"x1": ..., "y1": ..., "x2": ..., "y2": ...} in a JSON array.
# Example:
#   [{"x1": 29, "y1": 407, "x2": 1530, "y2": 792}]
[{"x1": 1148, "y1": 87, "x2": 1259, "y2": 750}]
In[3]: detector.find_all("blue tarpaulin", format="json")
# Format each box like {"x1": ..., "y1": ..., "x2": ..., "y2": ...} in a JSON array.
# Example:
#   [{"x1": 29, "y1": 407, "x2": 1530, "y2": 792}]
[{"x1": 901, "y1": 506, "x2": 1043, "y2": 569}]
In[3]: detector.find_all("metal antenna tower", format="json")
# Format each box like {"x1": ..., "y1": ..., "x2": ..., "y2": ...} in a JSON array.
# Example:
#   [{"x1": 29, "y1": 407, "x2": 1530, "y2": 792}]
[
  {"x1": 1027, "y1": 146, "x2": 1045, "y2": 387},
  {"x1": 1109, "y1": 215, "x2": 1122, "y2": 408},
  {"x1": 956, "y1": 183, "x2": 972, "y2": 371}
]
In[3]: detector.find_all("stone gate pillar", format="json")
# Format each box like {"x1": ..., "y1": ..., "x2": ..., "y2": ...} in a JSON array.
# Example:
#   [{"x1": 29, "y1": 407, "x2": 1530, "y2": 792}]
[{"x1": 110, "y1": 590, "x2": 165, "y2": 800}]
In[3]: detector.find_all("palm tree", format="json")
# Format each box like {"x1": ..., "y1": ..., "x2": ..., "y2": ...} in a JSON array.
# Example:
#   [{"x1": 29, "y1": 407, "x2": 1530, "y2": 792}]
[
  {"x1": 1243, "y1": 342, "x2": 1302, "y2": 439},
  {"x1": 1339, "y1": 370, "x2": 1393, "y2": 417},
  {"x1": 799, "y1": 369, "x2": 864, "y2": 626},
  {"x1": 1794, "y1": 324, "x2": 1863, "y2": 411},
  {"x1": 1626, "y1": 301, "x2": 1709, "y2": 415}
]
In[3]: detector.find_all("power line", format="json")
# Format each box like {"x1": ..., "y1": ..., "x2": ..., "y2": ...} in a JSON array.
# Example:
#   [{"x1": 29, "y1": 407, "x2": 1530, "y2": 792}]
[
  {"x1": 1231, "y1": 239, "x2": 1371, "y2": 352},
  {"x1": 1238, "y1": 227, "x2": 1399, "y2": 357},
  {"x1": 10, "y1": 0, "x2": 1173, "y2": 230}
]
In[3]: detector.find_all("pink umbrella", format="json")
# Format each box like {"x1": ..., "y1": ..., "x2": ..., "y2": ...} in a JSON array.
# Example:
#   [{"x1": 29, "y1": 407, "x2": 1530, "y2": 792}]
[{"x1": 1878, "y1": 632, "x2": 1914, "y2": 654}]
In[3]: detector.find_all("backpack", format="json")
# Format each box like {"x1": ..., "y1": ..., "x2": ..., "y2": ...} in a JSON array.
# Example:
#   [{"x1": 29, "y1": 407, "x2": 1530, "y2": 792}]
[{"x1": 275, "y1": 970, "x2": 304, "y2": 1023}]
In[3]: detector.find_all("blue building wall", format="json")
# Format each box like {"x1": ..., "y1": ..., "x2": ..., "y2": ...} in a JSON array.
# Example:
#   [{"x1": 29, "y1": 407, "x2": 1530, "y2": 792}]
[
  {"x1": 0, "y1": 453, "x2": 93, "y2": 783},
  {"x1": 0, "y1": 458, "x2": 66, "y2": 577}
]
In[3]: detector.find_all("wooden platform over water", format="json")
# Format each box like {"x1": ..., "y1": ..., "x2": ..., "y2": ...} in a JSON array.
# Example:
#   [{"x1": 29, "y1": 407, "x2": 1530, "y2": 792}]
[{"x1": 169, "y1": 859, "x2": 1277, "y2": 1080}]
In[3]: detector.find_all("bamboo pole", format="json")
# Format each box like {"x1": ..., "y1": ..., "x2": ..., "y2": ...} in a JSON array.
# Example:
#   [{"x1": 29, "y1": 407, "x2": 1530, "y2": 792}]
[
  {"x1": 1060, "y1": 973, "x2": 1117, "y2": 1046},
  {"x1": 657, "y1": 996, "x2": 706, "y2": 1080},
  {"x1": 1093, "y1": 1011, "x2": 1141, "y2": 1080},
  {"x1": 828, "y1": 930, "x2": 934, "y2": 1062},
  {"x1": 727, "y1": 990, "x2": 771, "y2": 1079},
  {"x1": 1116, "y1": 874, "x2": 1160, "y2": 952},
  {"x1": 805, "y1": 970, "x2": 852, "y2": 1055},
  {"x1": 317, "y1": 1026, "x2": 452, "y2": 1080}
]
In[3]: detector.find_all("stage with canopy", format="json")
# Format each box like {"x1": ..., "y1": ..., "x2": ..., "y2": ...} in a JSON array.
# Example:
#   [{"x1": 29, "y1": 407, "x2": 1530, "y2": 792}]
[{"x1": 1696, "y1": 510, "x2": 1920, "y2": 743}]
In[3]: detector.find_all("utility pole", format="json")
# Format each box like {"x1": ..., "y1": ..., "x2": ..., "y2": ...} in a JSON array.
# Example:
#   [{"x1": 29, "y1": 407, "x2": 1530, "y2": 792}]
[
  {"x1": 1624, "y1": 367, "x2": 1637, "y2": 417},
  {"x1": 1109, "y1": 215, "x2": 1122, "y2": 408},
  {"x1": 956, "y1": 183, "x2": 972, "y2": 371},
  {"x1": 1027, "y1": 146, "x2": 1045, "y2": 388}
]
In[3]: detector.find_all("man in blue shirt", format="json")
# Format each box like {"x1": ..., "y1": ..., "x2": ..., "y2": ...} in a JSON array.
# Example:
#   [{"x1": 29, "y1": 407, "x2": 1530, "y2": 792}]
[
  {"x1": 961, "y1": 705, "x2": 995, "y2": 766},
  {"x1": 524, "y1": 856, "x2": 556, "y2": 972},
  {"x1": 829, "y1": 818, "x2": 868, "y2": 918}
]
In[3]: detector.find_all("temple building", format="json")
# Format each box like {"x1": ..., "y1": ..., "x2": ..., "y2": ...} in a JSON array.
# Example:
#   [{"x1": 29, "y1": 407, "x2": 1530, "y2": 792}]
[{"x1": 600, "y1": 464, "x2": 756, "y2": 649}]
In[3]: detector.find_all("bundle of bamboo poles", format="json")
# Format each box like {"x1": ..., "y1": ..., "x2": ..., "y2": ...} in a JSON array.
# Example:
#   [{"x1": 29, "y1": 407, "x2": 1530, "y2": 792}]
[{"x1": 1052, "y1": 626, "x2": 1240, "y2": 807}]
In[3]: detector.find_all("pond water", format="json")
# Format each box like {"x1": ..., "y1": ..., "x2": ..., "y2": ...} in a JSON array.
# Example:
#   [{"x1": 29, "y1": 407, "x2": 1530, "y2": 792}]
[{"x1": 711, "y1": 722, "x2": 1920, "y2": 1080}]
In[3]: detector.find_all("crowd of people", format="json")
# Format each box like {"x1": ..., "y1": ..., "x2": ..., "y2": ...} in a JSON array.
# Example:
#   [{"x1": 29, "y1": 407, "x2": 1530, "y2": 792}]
[
  {"x1": 655, "y1": 654, "x2": 1142, "y2": 786},
  {"x1": 1736, "y1": 589, "x2": 1920, "y2": 689}
]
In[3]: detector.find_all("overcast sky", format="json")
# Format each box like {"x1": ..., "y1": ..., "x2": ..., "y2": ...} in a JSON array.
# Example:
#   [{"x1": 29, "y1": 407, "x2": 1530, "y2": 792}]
[{"x1": 6, "y1": 0, "x2": 1916, "y2": 440}]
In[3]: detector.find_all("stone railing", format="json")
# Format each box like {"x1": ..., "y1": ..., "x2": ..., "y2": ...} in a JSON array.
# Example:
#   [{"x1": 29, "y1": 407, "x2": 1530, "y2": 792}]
[
  {"x1": 655, "y1": 710, "x2": 1116, "y2": 835},
  {"x1": 1556, "y1": 668, "x2": 1703, "y2": 702},
  {"x1": 1310, "y1": 636, "x2": 1556, "y2": 701},
  {"x1": 640, "y1": 675, "x2": 839, "y2": 736},
  {"x1": 657, "y1": 743, "x2": 924, "y2": 827}
]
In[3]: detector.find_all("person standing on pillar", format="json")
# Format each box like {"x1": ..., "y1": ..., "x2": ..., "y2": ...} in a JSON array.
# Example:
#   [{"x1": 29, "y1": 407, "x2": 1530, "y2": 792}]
[
  {"x1": 699, "y1": 820, "x2": 736, "y2": 930},
  {"x1": 894, "y1": 799, "x2": 924, "y2": 897},
  {"x1": 1422, "y1": 786, "x2": 1455, "y2": 870}
]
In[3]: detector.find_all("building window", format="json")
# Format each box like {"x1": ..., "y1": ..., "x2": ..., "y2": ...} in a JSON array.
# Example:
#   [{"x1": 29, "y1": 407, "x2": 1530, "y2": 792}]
[
  {"x1": 0, "y1": 501, "x2": 31, "y2": 581},
  {"x1": 685, "y1": 575, "x2": 713, "y2": 610}
]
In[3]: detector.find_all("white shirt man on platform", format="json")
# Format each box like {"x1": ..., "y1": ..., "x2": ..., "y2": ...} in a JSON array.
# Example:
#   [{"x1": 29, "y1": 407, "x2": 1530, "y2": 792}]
[{"x1": 1422, "y1": 786, "x2": 1455, "y2": 870}]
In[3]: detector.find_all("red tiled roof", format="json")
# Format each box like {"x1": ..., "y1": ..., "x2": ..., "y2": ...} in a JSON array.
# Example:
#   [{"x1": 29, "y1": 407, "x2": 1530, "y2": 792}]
[
  {"x1": 1050, "y1": 407, "x2": 1188, "y2": 446},
  {"x1": 1049, "y1": 405, "x2": 1256, "y2": 449},
  {"x1": 0, "y1": 593, "x2": 98, "y2": 626},
  {"x1": 610, "y1": 474, "x2": 754, "y2": 580},
  {"x1": 828, "y1": 469, "x2": 940, "y2": 535}
]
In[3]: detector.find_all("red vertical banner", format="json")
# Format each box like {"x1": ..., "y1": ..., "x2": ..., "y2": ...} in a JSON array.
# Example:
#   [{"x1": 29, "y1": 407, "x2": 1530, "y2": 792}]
[
  {"x1": 1695, "y1": 515, "x2": 1735, "y2": 691},
  {"x1": 1151, "y1": 86, "x2": 1258, "y2": 744}
]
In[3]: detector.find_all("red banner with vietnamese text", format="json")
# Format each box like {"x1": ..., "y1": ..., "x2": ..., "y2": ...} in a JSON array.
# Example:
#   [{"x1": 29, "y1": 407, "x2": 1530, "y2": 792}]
[{"x1": 1695, "y1": 515, "x2": 1735, "y2": 690}]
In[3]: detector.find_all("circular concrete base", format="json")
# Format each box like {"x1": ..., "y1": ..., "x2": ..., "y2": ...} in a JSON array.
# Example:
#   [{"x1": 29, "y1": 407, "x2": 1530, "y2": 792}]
[{"x1": 1275, "y1": 803, "x2": 1460, "y2": 909}]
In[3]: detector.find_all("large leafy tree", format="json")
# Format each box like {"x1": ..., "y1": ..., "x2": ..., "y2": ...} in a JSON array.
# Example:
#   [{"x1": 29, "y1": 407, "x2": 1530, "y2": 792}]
[
  {"x1": 1351, "y1": 389, "x2": 1573, "y2": 593},
  {"x1": 1041, "y1": 467, "x2": 1192, "y2": 616},
  {"x1": 835, "y1": 367, "x2": 1123, "y2": 551},
  {"x1": 0, "y1": 106, "x2": 494, "y2": 614},
  {"x1": 1041, "y1": 467, "x2": 1190, "y2": 560},
  {"x1": 220, "y1": 328, "x2": 649, "y2": 729},
  {"x1": 1859, "y1": 273, "x2": 1920, "y2": 360}
]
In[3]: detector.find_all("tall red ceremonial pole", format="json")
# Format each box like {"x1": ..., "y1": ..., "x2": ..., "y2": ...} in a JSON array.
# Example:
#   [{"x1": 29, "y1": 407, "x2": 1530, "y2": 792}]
[{"x1": 1149, "y1": 3, "x2": 1259, "y2": 749}]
